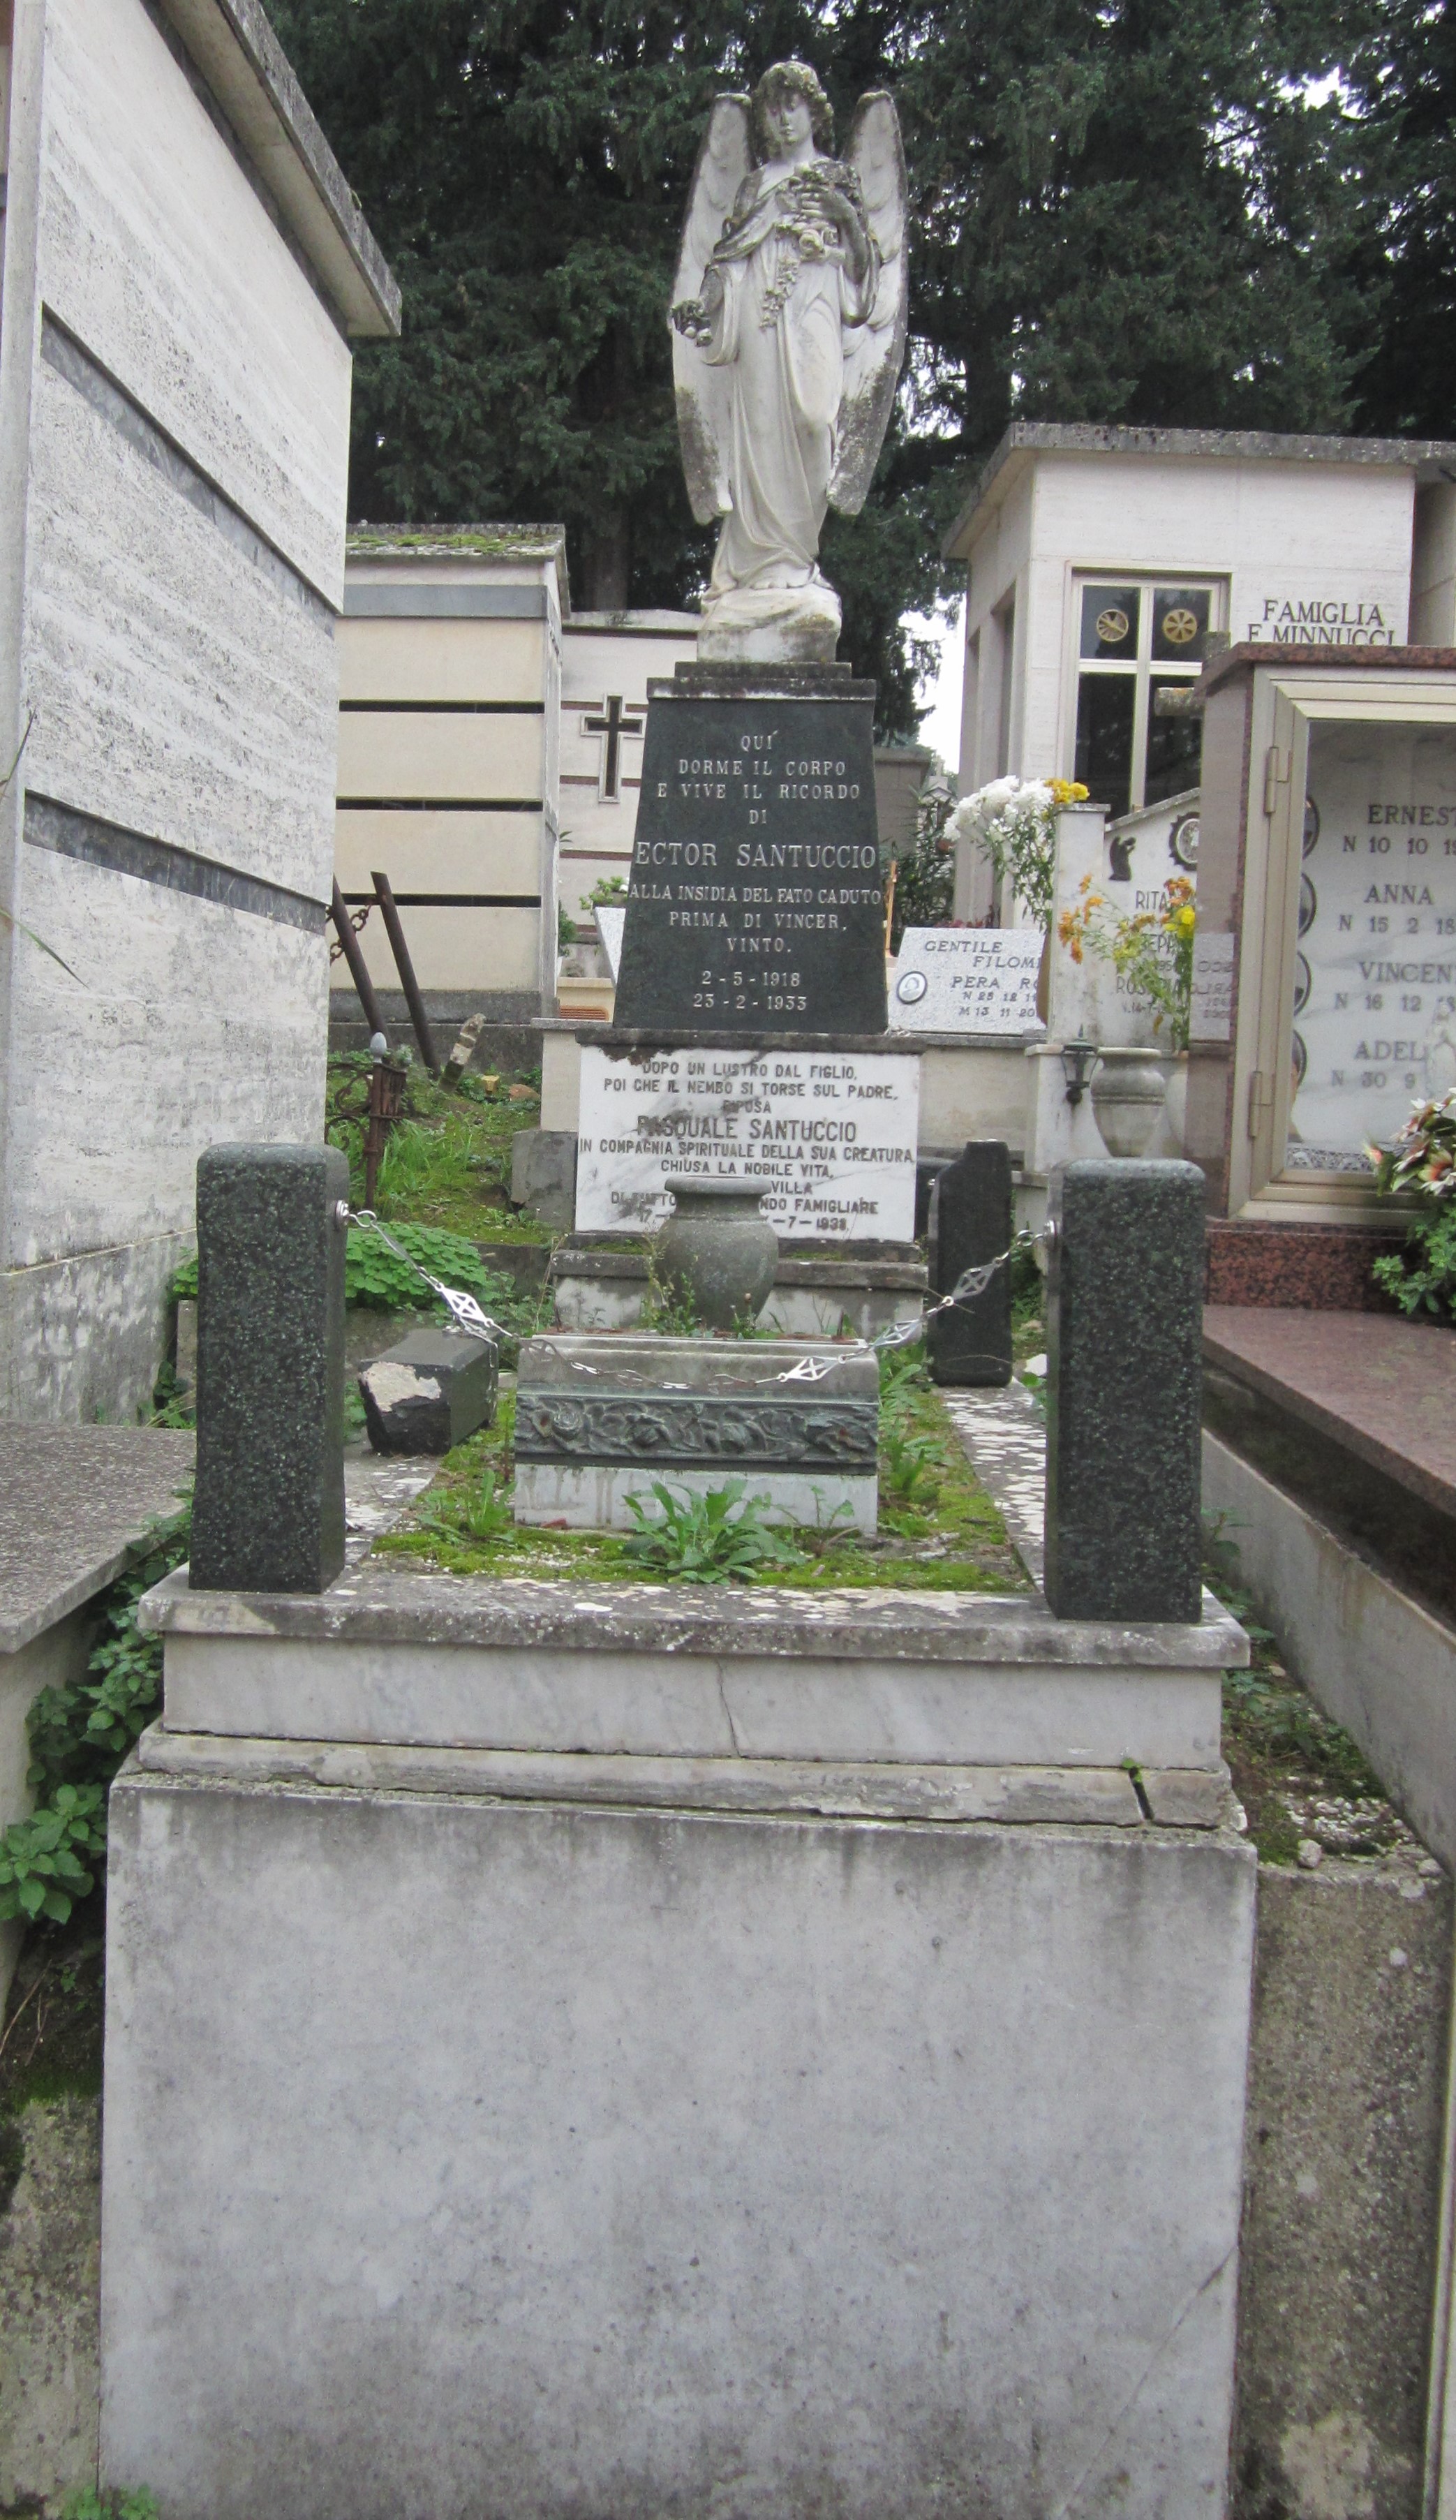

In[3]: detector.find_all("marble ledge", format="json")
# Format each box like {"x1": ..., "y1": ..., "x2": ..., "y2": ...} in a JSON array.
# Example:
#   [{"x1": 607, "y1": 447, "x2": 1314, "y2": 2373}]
[
  {"x1": 139, "y1": 1562, "x2": 1247, "y2": 1670},
  {"x1": 535, "y1": 1018, "x2": 1043, "y2": 1054},
  {"x1": 132, "y1": 1730, "x2": 1238, "y2": 1832}
]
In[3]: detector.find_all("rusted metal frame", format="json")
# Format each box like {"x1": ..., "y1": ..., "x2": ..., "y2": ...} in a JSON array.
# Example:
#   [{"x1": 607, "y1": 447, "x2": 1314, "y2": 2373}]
[
  {"x1": 329, "y1": 878, "x2": 388, "y2": 1040},
  {"x1": 371, "y1": 868, "x2": 439, "y2": 1073}
]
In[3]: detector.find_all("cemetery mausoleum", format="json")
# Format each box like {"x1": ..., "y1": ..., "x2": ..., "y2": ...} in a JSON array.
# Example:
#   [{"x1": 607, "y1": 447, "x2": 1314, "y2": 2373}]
[
  {"x1": 0, "y1": 0, "x2": 396, "y2": 1422},
  {"x1": 944, "y1": 422, "x2": 1456, "y2": 918}
]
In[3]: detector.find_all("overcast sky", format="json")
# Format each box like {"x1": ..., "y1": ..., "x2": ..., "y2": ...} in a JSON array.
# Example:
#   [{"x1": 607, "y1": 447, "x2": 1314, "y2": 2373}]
[{"x1": 909, "y1": 600, "x2": 963, "y2": 773}]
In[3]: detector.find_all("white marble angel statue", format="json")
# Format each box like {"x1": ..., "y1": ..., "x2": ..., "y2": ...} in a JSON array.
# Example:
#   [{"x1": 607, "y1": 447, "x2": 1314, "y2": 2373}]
[{"x1": 670, "y1": 62, "x2": 907, "y2": 663}]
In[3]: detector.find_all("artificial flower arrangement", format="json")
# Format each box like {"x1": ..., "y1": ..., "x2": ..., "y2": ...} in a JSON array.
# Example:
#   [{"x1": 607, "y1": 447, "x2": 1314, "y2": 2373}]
[
  {"x1": 944, "y1": 775, "x2": 1089, "y2": 928},
  {"x1": 1056, "y1": 873, "x2": 1196, "y2": 1053},
  {"x1": 1367, "y1": 1089, "x2": 1456, "y2": 1322}
]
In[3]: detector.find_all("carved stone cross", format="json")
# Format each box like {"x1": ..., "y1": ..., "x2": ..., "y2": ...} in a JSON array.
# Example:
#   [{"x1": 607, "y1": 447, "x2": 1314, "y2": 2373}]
[{"x1": 581, "y1": 695, "x2": 645, "y2": 802}]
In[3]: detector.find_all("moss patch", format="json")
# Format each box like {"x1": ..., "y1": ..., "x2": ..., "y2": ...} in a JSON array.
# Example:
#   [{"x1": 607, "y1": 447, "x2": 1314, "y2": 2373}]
[
  {"x1": 376, "y1": 1374, "x2": 1027, "y2": 1594},
  {"x1": 0, "y1": 1902, "x2": 105, "y2": 2126},
  {"x1": 1209, "y1": 1532, "x2": 1416, "y2": 1865}
]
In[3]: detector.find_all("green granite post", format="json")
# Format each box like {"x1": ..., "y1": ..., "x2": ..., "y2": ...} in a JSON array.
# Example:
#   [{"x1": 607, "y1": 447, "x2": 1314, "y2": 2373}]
[
  {"x1": 1044, "y1": 1159, "x2": 1205, "y2": 1622},
  {"x1": 191, "y1": 1145, "x2": 348, "y2": 1594},
  {"x1": 927, "y1": 1141, "x2": 1013, "y2": 1387}
]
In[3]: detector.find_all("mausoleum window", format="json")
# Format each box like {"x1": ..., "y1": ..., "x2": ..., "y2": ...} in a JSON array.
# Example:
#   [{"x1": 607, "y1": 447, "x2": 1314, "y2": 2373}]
[{"x1": 1074, "y1": 577, "x2": 1221, "y2": 816}]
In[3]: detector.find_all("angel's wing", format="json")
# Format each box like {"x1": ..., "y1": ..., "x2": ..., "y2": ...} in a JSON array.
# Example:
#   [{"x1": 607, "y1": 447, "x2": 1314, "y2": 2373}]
[
  {"x1": 828, "y1": 91, "x2": 908, "y2": 517},
  {"x1": 671, "y1": 95, "x2": 752, "y2": 526}
]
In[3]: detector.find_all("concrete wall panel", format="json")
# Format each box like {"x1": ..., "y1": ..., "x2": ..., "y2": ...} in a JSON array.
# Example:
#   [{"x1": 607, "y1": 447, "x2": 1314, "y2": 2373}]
[
  {"x1": 0, "y1": 1227, "x2": 193, "y2": 1426},
  {"x1": 24, "y1": 355, "x2": 337, "y2": 898},
  {"x1": 336, "y1": 712, "x2": 544, "y2": 801},
  {"x1": 38, "y1": 0, "x2": 350, "y2": 601},
  {"x1": 5, "y1": 850, "x2": 325, "y2": 1263},
  {"x1": 339, "y1": 616, "x2": 547, "y2": 705},
  {"x1": 346, "y1": 902, "x2": 540, "y2": 997},
  {"x1": 1203, "y1": 1432, "x2": 1456, "y2": 1870},
  {"x1": 334, "y1": 813, "x2": 542, "y2": 899}
]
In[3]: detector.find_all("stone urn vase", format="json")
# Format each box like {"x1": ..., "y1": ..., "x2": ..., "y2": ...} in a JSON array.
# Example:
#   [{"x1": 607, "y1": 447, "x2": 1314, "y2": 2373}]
[
  {"x1": 1088, "y1": 1048, "x2": 1169, "y2": 1159},
  {"x1": 655, "y1": 1182, "x2": 779, "y2": 1332}
]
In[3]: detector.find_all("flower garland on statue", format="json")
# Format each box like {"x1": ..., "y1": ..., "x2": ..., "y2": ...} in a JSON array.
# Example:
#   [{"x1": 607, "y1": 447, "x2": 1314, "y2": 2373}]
[
  {"x1": 944, "y1": 776, "x2": 1088, "y2": 928},
  {"x1": 1057, "y1": 873, "x2": 1196, "y2": 1053}
]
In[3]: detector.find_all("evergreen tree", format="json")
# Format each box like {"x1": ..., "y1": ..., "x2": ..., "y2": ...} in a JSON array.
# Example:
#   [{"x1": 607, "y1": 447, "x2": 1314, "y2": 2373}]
[
  {"x1": 902, "y1": 0, "x2": 1372, "y2": 452},
  {"x1": 1337, "y1": 0, "x2": 1456, "y2": 438},
  {"x1": 273, "y1": 0, "x2": 1376, "y2": 734}
]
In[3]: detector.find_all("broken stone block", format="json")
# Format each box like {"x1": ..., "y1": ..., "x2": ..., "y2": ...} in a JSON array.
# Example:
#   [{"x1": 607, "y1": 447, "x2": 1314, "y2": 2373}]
[
  {"x1": 443, "y1": 1011, "x2": 486, "y2": 1087},
  {"x1": 510, "y1": 1127, "x2": 577, "y2": 1227},
  {"x1": 358, "y1": 1328, "x2": 498, "y2": 1455}
]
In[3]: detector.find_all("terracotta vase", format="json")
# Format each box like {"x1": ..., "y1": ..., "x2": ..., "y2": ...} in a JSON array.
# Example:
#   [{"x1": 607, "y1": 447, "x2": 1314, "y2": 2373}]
[{"x1": 655, "y1": 1183, "x2": 779, "y2": 1332}]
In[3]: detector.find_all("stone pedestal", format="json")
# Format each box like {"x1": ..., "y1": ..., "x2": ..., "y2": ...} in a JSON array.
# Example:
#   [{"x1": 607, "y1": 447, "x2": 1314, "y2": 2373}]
[
  {"x1": 191, "y1": 1143, "x2": 348, "y2": 1595},
  {"x1": 102, "y1": 1566, "x2": 1253, "y2": 2520},
  {"x1": 927, "y1": 1141, "x2": 1013, "y2": 1388},
  {"x1": 1044, "y1": 1159, "x2": 1205, "y2": 1622}
]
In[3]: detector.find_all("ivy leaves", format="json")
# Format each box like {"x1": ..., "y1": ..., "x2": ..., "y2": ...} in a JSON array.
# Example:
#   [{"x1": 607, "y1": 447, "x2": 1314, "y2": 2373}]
[
  {"x1": 0, "y1": 1785, "x2": 107, "y2": 1925},
  {"x1": 0, "y1": 1505, "x2": 192, "y2": 1929}
]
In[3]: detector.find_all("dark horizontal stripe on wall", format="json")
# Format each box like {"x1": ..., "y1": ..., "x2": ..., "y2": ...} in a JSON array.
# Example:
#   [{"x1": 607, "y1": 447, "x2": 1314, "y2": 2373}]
[
  {"x1": 40, "y1": 313, "x2": 334, "y2": 621},
  {"x1": 24, "y1": 792, "x2": 327, "y2": 933},
  {"x1": 336, "y1": 797, "x2": 544, "y2": 813},
  {"x1": 339, "y1": 699, "x2": 544, "y2": 715},
  {"x1": 343, "y1": 584, "x2": 548, "y2": 621},
  {"x1": 343, "y1": 891, "x2": 541, "y2": 909}
]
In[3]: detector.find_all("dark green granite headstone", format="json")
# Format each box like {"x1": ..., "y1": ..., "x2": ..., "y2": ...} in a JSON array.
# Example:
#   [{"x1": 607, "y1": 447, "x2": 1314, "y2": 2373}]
[
  {"x1": 191, "y1": 1143, "x2": 348, "y2": 1593},
  {"x1": 613, "y1": 664, "x2": 887, "y2": 1035},
  {"x1": 1044, "y1": 1159, "x2": 1204, "y2": 1622},
  {"x1": 928, "y1": 1141, "x2": 1013, "y2": 1388}
]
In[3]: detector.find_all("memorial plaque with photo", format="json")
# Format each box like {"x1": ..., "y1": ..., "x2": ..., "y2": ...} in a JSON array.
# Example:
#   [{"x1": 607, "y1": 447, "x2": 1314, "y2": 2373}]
[
  {"x1": 574, "y1": 1044, "x2": 919, "y2": 1240},
  {"x1": 891, "y1": 928, "x2": 1046, "y2": 1035},
  {"x1": 612, "y1": 678, "x2": 888, "y2": 1035},
  {"x1": 1286, "y1": 723, "x2": 1456, "y2": 1175}
]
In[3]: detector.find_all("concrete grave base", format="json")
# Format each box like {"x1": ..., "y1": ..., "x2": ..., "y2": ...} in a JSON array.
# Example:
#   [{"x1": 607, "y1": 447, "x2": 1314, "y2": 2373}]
[
  {"x1": 547, "y1": 1243, "x2": 927, "y2": 1339},
  {"x1": 102, "y1": 1756, "x2": 1254, "y2": 2520},
  {"x1": 513, "y1": 1332, "x2": 882, "y2": 1534},
  {"x1": 514, "y1": 1458, "x2": 879, "y2": 1532}
]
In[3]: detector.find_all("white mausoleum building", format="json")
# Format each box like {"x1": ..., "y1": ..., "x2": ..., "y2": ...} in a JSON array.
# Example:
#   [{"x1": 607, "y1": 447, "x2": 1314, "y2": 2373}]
[
  {"x1": 944, "y1": 424, "x2": 1456, "y2": 915},
  {"x1": 0, "y1": 0, "x2": 397, "y2": 1420}
]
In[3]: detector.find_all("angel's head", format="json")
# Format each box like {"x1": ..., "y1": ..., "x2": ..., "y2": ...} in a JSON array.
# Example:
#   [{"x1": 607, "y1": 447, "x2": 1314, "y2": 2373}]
[{"x1": 750, "y1": 61, "x2": 833, "y2": 164}]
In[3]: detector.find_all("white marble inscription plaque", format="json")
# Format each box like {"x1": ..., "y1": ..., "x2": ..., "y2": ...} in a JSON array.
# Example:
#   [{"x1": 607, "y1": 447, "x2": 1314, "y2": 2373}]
[
  {"x1": 575, "y1": 1046, "x2": 919, "y2": 1239},
  {"x1": 1191, "y1": 933, "x2": 1234, "y2": 1044},
  {"x1": 1286, "y1": 723, "x2": 1456, "y2": 1173},
  {"x1": 891, "y1": 928, "x2": 1046, "y2": 1035}
]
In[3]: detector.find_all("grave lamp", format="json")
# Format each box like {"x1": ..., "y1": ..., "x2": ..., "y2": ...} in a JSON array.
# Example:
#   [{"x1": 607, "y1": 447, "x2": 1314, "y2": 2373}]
[{"x1": 1060, "y1": 1039, "x2": 1100, "y2": 1106}]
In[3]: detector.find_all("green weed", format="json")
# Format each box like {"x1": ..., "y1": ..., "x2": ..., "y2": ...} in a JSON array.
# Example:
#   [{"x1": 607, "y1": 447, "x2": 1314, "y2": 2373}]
[
  {"x1": 621, "y1": 1479, "x2": 805, "y2": 1584},
  {"x1": 62, "y1": 2489, "x2": 160, "y2": 2520}
]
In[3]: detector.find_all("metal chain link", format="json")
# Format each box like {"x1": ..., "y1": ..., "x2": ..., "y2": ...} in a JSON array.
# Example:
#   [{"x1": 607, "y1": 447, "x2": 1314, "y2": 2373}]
[
  {"x1": 346, "y1": 1209, "x2": 512, "y2": 1344},
  {"x1": 346, "y1": 1208, "x2": 1046, "y2": 1380}
]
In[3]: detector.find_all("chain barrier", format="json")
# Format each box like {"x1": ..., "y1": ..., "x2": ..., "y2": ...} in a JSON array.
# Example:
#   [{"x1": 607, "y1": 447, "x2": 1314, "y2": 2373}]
[
  {"x1": 346, "y1": 1208, "x2": 1048, "y2": 1384},
  {"x1": 346, "y1": 1209, "x2": 512, "y2": 1345}
]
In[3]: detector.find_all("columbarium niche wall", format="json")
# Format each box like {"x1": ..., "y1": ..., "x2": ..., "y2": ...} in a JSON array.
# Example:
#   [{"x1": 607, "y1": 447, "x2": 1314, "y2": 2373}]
[{"x1": 1188, "y1": 646, "x2": 1456, "y2": 1229}]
